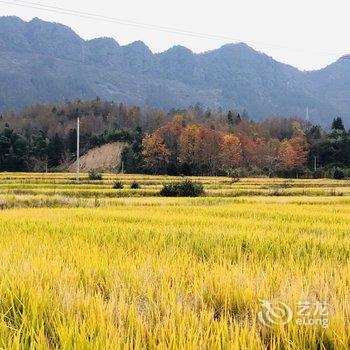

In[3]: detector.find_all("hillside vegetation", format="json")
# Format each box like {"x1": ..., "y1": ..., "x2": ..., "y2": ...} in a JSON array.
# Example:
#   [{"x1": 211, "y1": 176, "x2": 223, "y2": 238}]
[{"x1": 1, "y1": 99, "x2": 350, "y2": 178}]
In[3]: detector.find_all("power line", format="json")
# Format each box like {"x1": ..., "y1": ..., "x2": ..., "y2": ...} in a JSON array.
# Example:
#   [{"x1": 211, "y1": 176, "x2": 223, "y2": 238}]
[
  {"x1": 0, "y1": 0, "x2": 348, "y2": 58},
  {"x1": 2, "y1": 0, "x2": 254, "y2": 41}
]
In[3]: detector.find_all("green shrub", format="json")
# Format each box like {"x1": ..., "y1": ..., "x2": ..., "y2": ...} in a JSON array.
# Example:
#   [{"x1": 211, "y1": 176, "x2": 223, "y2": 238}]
[
  {"x1": 329, "y1": 188, "x2": 344, "y2": 196},
  {"x1": 130, "y1": 181, "x2": 141, "y2": 189},
  {"x1": 88, "y1": 169, "x2": 102, "y2": 181},
  {"x1": 113, "y1": 181, "x2": 124, "y2": 189},
  {"x1": 333, "y1": 168, "x2": 345, "y2": 180},
  {"x1": 227, "y1": 168, "x2": 240, "y2": 183},
  {"x1": 160, "y1": 180, "x2": 204, "y2": 197},
  {"x1": 312, "y1": 169, "x2": 325, "y2": 179}
]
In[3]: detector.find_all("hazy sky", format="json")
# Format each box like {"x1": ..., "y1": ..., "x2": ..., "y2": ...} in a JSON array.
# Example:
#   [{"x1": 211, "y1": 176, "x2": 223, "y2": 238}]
[{"x1": 1, "y1": 0, "x2": 350, "y2": 70}]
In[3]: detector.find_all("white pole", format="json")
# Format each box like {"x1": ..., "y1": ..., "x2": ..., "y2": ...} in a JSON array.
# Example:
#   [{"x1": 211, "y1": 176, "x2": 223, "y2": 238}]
[{"x1": 77, "y1": 116, "x2": 80, "y2": 182}]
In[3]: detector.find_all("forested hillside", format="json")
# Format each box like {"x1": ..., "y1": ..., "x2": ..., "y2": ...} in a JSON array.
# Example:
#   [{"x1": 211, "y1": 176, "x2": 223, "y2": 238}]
[{"x1": 1, "y1": 98, "x2": 349, "y2": 178}]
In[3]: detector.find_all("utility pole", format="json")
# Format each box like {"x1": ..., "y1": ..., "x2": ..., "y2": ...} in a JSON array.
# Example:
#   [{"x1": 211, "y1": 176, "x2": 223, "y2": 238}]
[
  {"x1": 314, "y1": 156, "x2": 317, "y2": 172},
  {"x1": 77, "y1": 116, "x2": 80, "y2": 183}
]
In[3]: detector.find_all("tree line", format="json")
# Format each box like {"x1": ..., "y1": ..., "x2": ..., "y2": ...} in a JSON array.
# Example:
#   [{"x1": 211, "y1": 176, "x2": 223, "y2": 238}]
[{"x1": 0, "y1": 98, "x2": 349, "y2": 178}]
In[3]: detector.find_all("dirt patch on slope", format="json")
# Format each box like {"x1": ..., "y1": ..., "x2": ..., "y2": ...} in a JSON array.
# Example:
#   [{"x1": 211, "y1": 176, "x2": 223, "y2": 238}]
[{"x1": 68, "y1": 142, "x2": 126, "y2": 172}]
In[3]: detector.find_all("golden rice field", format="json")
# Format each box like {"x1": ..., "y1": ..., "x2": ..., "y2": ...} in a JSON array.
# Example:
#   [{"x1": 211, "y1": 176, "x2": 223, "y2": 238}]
[{"x1": 0, "y1": 173, "x2": 349, "y2": 349}]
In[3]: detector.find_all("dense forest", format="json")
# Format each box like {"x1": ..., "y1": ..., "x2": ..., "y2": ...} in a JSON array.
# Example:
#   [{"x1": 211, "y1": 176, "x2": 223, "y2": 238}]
[{"x1": 0, "y1": 98, "x2": 349, "y2": 178}]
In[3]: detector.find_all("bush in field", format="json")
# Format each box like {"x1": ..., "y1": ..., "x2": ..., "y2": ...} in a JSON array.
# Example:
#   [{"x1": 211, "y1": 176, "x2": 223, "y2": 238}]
[
  {"x1": 130, "y1": 181, "x2": 141, "y2": 189},
  {"x1": 333, "y1": 168, "x2": 345, "y2": 180},
  {"x1": 160, "y1": 180, "x2": 204, "y2": 197},
  {"x1": 88, "y1": 169, "x2": 102, "y2": 181},
  {"x1": 113, "y1": 181, "x2": 124, "y2": 189},
  {"x1": 227, "y1": 168, "x2": 240, "y2": 183}
]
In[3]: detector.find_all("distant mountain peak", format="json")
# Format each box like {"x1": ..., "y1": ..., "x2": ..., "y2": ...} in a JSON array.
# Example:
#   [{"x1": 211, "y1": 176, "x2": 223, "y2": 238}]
[
  {"x1": 125, "y1": 40, "x2": 152, "y2": 52},
  {"x1": 165, "y1": 45, "x2": 193, "y2": 54},
  {"x1": 222, "y1": 42, "x2": 248, "y2": 48},
  {"x1": 0, "y1": 15, "x2": 22, "y2": 21},
  {"x1": 336, "y1": 55, "x2": 350, "y2": 65},
  {"x1": 87, "y1": 37, "x2": 120, "y2": 48},
  {"x1": 30, "y1": 17, "x2": 43, "y2": 22},
  {"x1": 0, "y1": 16, "x2": 349, "y2": 125}
]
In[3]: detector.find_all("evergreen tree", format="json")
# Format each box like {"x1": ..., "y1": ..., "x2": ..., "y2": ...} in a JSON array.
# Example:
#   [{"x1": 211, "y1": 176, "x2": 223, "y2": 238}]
[
  {"x1": 0, "y1": 125, "x2": 28, "y2": 170},
  {"x1": 332, "y1": 117, "x2": 345, "y2": 131},
  {"x1": 67, "y1": 129, "x2": 77, "y2": 155},
  {"x1": 48, "y1": 134, "x2": 65, "y2": 167},
  {"x1": 32, "y1": 131, "x2": 48, "y2": 160},
  {"x1": 227, "y1": 111, "x2": 234, "y2": 125}
]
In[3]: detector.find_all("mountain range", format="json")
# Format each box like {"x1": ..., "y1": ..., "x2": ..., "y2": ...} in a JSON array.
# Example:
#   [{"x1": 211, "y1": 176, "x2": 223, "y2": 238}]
[{"x1": 1, "y1": 16, "x2": 350, "y2": 125}]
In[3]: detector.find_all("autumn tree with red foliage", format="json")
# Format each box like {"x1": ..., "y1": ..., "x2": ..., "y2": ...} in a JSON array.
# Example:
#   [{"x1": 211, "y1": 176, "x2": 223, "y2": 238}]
[{"x1": 179, "y1": 124, "x2": 222, "y2": 175}]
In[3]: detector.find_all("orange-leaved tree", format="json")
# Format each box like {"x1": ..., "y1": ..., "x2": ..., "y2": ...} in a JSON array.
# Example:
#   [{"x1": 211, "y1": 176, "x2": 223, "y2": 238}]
[
  {"x1": 179, "y1": 124, "x2": 222, "y2": 175},
  {"x1": 142, "y1": 133, "x2": 170, "y2": 174},
  {"x1": 157, "y1": 116, "x2": 185, "y2": 173},
  {"x1": 220, "y1": 134, "x2": 243, "y2": 172},
  {"x1": 279, "y1": 137, "x2": 308, "y2": 174}
]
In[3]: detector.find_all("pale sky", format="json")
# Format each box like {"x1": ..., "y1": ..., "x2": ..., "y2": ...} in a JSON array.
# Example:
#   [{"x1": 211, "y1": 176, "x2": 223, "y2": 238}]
[{"x1": 1, "y1": 0, "x2": 350, "y2": 71}]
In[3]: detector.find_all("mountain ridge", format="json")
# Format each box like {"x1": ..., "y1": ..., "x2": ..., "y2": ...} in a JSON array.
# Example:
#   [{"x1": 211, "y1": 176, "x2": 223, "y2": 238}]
[{"x1": 0, "y1": 16, "x2": 350, "y2": 125}]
